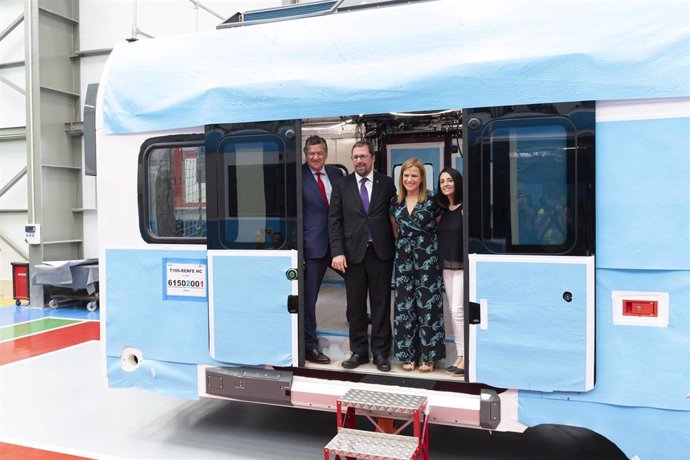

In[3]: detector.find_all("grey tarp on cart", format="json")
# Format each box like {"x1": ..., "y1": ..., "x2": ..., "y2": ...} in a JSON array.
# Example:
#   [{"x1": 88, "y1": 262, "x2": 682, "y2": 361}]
[{"x1": 32, "y1": 258, "x2": 99, "y2": 295}]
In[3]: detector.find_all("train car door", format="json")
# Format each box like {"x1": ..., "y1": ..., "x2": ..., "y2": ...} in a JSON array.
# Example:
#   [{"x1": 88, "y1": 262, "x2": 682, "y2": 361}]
[
  {"x1": 205, "y1": 121, "x2": 300, "y2": 367},
  {"x1": 465, "y1": 102, "x2": 596, "y2": 392}
]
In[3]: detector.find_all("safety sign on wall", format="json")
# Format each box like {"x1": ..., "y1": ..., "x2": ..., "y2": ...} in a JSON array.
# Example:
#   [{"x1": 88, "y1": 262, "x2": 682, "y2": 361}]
[{"x1": 162, "y1": 258, "x2": 207, "y2": 301}]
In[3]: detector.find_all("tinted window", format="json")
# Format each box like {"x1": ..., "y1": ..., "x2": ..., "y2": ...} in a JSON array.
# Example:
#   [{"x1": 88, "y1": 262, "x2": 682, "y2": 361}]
[
  {"x1": 479, "y1": 117, "x2": 576, "y2": 253},
  {"x1": 217, "y1": 134, "x2": 292, "y2": 249}
]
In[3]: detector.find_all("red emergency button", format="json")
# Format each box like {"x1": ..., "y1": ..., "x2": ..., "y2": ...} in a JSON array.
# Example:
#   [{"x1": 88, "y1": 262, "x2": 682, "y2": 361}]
[{"x1": 623, "y1": 300, "x2": 658, "y2": 317}]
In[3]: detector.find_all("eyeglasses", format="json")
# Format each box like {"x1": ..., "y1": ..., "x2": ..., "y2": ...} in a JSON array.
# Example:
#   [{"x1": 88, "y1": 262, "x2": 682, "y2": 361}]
[{"x1": 351, "y1": 154, "x2": 371, "y2": 161}]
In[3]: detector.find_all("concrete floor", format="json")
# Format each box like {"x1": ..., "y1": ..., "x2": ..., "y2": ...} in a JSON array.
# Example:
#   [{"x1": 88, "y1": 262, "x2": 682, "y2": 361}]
[
  {"x1": 0, "y1": 340, "x2": 625, "y2": 460},
  {"x1": 0, "y1": 303, "x2": 626, "y2": 460},
  {"x1": 1, "y1": 338, "x2": 468, "y2": 459}
]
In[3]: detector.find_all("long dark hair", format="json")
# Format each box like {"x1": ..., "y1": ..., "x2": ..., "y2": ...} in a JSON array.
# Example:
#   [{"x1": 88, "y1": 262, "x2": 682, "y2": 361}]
[{"x1": 436, "y1": 167, "x2": 463, "y2": 209}]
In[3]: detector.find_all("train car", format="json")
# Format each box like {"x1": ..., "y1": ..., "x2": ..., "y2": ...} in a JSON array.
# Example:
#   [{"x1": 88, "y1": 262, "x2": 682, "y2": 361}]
[{"x1": 95, "y1": 0, "x2": 690, "y2": 458}]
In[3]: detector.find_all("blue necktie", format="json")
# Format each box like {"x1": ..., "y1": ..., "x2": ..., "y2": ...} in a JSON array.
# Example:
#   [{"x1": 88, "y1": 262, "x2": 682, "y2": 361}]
[{"x1": 359, "y1": 178, "x2": 369, "y2": 213}]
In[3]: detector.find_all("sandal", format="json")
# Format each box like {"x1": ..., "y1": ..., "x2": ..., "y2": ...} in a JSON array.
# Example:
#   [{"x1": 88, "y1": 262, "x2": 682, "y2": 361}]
[
  {"x1": 402, "y1": 362, "x2": 416, "y2": 371},
  {"x1": 419, "y1": 362, "x2": 434, "y2": 373}
]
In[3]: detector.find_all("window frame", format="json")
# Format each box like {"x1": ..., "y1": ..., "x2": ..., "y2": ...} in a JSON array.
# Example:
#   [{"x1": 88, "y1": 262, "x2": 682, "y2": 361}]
[
  {"x1": 205, "y1": 123, "x2": 299, "y2": 251},
  {"x1": 466, "y1": 101, "x2": 595, "y2": 257},
  {"x1": 480, "y1": 116, "x2": 578, "y2": 254},
  {"x1": 137, "y1": 134, "x2": 207, "y2": 244}
]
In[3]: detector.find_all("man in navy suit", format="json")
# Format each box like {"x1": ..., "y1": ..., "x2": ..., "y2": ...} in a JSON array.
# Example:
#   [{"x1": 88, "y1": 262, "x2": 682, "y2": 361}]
[
  {"x1": 329, "y1": 140, "x2": 396, "y2": 372},
  {"x1": 302, "y1": 135, "x2": 344, "y2": 364}
]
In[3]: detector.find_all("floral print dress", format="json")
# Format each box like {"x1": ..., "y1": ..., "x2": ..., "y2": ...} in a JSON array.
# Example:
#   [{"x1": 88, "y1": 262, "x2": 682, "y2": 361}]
[{"x1": 390, "y1": 194, "x2": 446, "y2": 364}]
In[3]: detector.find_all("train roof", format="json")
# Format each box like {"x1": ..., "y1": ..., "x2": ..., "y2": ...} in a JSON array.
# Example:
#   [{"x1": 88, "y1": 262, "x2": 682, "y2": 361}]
[{"x1": 100, "y1": 0, "x2": 690, "y2": 134}]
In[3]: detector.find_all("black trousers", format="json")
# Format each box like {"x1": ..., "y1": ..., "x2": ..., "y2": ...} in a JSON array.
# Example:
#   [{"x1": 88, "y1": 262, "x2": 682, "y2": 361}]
[{"x1": 344, "y1": 246, "x2": 393, "y2": 358}]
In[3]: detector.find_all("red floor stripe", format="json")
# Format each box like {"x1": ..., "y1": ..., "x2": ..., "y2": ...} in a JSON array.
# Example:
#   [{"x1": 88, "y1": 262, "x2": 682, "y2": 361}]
[
  {"x1": 0, "y1": 442, "x2": 92, "y2": 460},
  {"x1": 0, "y1": 321, "x2": 100, "y2": 366}
]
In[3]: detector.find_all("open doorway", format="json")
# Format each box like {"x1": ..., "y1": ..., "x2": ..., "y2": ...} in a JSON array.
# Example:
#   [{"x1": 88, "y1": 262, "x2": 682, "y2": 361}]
[{"x1": 300, "y1": 110, "x2": 465, "y2": 381}]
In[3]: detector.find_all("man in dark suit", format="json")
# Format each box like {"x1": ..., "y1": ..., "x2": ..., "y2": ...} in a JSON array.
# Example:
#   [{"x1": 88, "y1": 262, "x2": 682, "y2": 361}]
[
  {"x1": 329, "y1": 140, "x2": 396, "y2": 372},
  {"x1": 302, "y1": 135, "x2": 344, "y2": 364}
]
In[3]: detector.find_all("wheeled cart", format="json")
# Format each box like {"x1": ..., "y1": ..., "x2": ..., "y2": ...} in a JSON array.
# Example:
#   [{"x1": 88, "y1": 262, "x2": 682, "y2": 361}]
[{"x1": 33, "y1": 259, "x2": 99, "y2": 311}]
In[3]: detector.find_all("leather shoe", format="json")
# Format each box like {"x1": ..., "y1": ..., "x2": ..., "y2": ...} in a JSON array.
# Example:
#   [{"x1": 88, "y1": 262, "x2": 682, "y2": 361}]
[
  {"x1": 373, "y1": 355, "x2": 391, "y2": 372},
  {"x1": 341, "y1": 353, "x2": 369, "y2": 369},
  {"x1": 305, "y1": 349, "x2": 331, "y2": 364}
]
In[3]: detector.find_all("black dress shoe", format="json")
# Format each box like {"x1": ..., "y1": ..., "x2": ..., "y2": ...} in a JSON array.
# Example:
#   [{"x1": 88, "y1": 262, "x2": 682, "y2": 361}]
[
  {"x1": 341, "y1": 353, "x2": 369, "y2": 369},
  {"x1": 373, "y1": 355, "x2": 391, "y2": 372},
  {"x1": 305, "y1": 349, "x2": 331, "y2": 364}
]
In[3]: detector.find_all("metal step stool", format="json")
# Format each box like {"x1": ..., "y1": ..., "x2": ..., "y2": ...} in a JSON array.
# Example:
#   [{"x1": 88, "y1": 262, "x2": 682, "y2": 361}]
[
  {"x1": 324, "y1": 428, "x2": 420, "y2": 460},
  {"x1": 324, "y1": 389, "x2": 429, "y2": 460}
]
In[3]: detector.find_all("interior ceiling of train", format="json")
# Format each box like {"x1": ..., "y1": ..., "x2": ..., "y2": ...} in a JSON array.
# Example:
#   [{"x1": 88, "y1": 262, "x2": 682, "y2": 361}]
[{"x1": 303, "y1": 109, "x2": 463, "y2": 140}]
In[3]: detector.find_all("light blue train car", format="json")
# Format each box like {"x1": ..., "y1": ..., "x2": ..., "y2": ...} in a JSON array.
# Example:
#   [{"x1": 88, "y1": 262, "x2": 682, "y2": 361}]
[{"x1": 96, "y1": 1, "x2": 690, "y2": 458}]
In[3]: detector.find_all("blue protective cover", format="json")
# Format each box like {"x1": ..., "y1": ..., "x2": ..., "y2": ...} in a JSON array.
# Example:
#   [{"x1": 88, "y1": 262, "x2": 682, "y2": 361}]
[
  {"x1": 209, "y1": 253, "x2": 293, "y2": 366},
  {"x1": 107, "y1": 356, "x2": 200, "y2": 400},
  {"x1": 596, "y1": 117, "x2": 690, "y2": 270},
  {"x1": 519, "y1": 269, "x2": 690, "y2": 410},
  {"x1": 105, "y1": 249, "x2": 218, "y2": 365},
  {"x1": 100, "y1": 0, "x2": 690, "y2": 134},
  {"x1": 474, "y1": 258, "x2": 591, "y2": 391}
]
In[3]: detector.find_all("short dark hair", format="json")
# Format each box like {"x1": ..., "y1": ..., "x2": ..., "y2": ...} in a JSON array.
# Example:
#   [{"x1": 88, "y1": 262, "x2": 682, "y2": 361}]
[
  {"x1": 351, "y1": 139, "x2": 374, "y2": 156},
  {"x1": 436, "y1": 167, "x2": 463, "y2": 209},
  {"x1": 303, "y1": 135, "x2": 328, "y2": 155}
]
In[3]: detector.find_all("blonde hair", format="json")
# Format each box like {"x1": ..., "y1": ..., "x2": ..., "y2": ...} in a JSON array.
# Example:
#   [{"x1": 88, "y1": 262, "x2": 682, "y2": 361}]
[{"x1": 396, "y1": 157, "x2": 428, "y2": 204}]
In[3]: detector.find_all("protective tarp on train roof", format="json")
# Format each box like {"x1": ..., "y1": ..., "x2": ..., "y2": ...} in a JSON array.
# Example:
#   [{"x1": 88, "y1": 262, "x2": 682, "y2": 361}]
[{"x1": 100, "y1": 0, "x2": 690, "y2": 134}]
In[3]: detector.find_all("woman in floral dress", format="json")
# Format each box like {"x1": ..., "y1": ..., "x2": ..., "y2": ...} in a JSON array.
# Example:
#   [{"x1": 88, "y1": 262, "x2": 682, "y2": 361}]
[{"x1": 389, "y1": 158, "x2": 445, "y2": 372}]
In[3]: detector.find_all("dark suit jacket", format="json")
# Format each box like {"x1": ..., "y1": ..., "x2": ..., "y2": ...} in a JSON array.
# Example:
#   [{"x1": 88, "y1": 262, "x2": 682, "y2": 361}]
[
  {"x1": 329, "y1": 171, "x2": 396, "y2": 264},
  {"x1": 303, "y1": 163, "x2": 344, "y2": 259}
]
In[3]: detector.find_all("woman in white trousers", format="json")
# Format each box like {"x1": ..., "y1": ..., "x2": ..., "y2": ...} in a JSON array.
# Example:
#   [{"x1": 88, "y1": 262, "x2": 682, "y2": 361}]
[{"x1": 436, "y1": 168, "x2": 465, "y2": 374}]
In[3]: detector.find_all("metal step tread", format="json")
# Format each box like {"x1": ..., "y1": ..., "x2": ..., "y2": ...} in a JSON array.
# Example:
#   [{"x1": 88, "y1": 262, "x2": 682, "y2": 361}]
[
  {"x1": 340, "y1": 389, "x2": 427, "y2": 414},
  {"x1": 325, "y1": 428, "x2": 419, "y2": 460}
]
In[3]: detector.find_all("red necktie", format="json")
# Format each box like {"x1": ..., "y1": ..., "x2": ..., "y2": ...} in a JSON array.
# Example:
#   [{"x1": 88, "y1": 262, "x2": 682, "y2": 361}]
[{"x1": 316, "y1": 172, "x2": 329, "y2": 206}]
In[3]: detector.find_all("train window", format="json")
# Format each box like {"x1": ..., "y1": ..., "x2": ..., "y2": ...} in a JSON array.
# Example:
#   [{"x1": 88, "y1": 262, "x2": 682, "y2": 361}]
[
  {"x1": 216, "y1": 134, "x2": 293, "y2": 249},
  {"x1": 478, "y1": 117, "x2": 578, "y2": 254},
  {"x1": 139, "y1": 137, "x2": 207, "y2": 243}
]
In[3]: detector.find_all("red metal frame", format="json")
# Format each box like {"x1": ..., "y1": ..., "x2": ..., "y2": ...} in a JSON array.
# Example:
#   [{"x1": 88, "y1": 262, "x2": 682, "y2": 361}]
[{"x1": 327, "y1": 395, "x2": 430, "y2": 460}]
